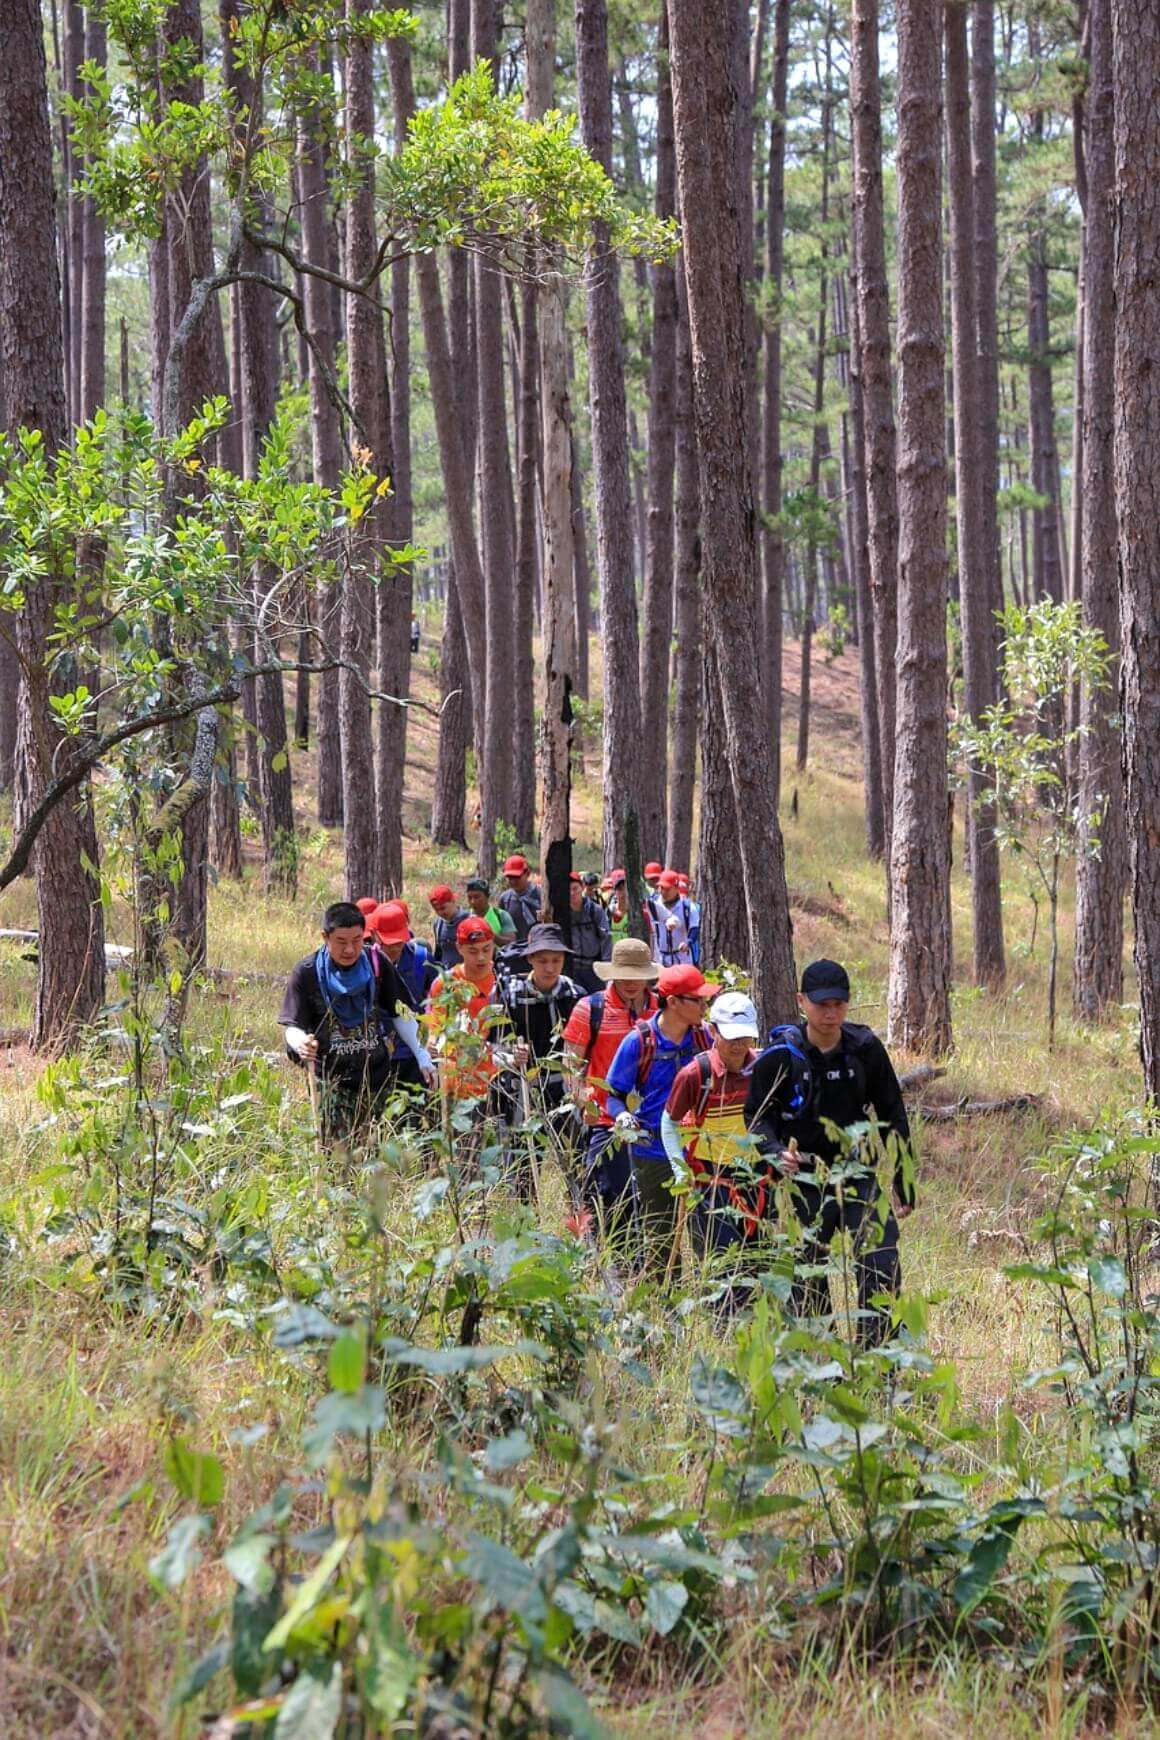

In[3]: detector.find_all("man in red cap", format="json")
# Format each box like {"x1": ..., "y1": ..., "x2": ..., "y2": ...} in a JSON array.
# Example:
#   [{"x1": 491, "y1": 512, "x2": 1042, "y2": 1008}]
[
  {"x1": 646, "y1": 871, "x2": 701, "y2": 968},
  {"x1": 427, "y1": 916, "x2": 505, "y2": 1102},
  {"x1": 355, "y1": 896, "x2": 379, "y2": 921},
  {"x1": 428, "y1": 884, "x2": 468, "y2": 969},
  {"x1": 368, "y1": 903, "x2": 438, "y2": 1013},
  {"x1": 643, "y1": 861, "x2": 663, "y2": 898},
  {"x1": 498, "y1": 853, "x2": 542, "y2": 944},
  {"x1": 605, "y1": 962, "x2": 713, "y2": 1276}
]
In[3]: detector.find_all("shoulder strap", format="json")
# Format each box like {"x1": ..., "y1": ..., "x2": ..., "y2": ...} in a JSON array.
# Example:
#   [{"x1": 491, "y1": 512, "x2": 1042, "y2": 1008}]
[
  {"x1": 694, "y1": 1049, "x2": 715, "y2": 1121},
  {"x1": 634, "y1": 1017, "x2": 657, "y2": 1091},
  {"x1": 585, "y1": 991, "x2": 605, "y2": 1055}
]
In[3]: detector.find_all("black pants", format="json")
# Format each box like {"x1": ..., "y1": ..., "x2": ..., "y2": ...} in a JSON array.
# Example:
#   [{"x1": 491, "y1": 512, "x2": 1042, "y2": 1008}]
[{"x1": 787, "y1": 1170, "x2": 901, "y2": 1347}]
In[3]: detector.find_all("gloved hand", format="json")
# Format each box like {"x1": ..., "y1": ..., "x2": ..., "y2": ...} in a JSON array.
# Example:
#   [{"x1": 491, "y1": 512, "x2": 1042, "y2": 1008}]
[
  {"x1": 614, "y1": 1110, "x2": 643, "y2": 1141},
  {"x1": 285, "y1": 1026, "x2": 318, "y2": 1062},
  {"x1": 418, "y1": 1049, "x2": 437, "y2": 1090}
]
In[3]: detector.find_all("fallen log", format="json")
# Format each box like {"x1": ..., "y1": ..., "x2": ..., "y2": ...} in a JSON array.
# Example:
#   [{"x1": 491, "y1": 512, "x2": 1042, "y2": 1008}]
[
  {"x1": 919, "y1": 1092, "x2": 1041, "y2": 1123},
  {"x1": 898, "y1": 1065, "x2": 947, "y2": 1092}
]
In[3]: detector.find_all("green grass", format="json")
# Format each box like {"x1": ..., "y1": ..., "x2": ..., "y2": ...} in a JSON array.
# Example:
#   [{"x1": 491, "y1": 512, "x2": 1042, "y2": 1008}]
[{"x1": 0, "y1": 652, "x2": 1146, "y2": 1737}]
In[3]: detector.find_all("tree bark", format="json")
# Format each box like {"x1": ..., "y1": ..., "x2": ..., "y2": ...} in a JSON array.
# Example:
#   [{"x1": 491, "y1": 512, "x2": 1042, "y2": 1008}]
[
  {"x1": 637, "y1": 11, "x2": 678, "y2": 863},
  {"x1": 79, "y1": 7, "x2": 107, "y2": 424},
  {"x1": 296, "y1": 43, "x2": 344, "y2": 826},
  {"x1": 844, "y1": 264, "x2": 886, "y2": 859},
  {"x1": 513, "y1": 275, "x2": 540, "y2": 843},
  {"x1": 0, "y1": 0, "x2": 105, "y2": 1049},
  {"x1": 797, "y1": 59, "x2": 833, "y2": 780},
  {"x1": 667, "y1": 0, "x2": 797, "y2": 1029},
  {"x1": 575, "y1": 0, "x2": 643, "y2": 872},
  {"x1": 1026, "y1": 221, "x2": 1064, "y2": 603},
  {"x1": 760, "y1": 0, "x2": 791, "y2": 805},
  {"x1": 1111, "y1": 0, "x2": 1160, "y2": 1107},
  {"x1": 63, "y1": 0, "x2": 84, "y2": 431},
  {"x1": 888, "y1": 0, "x2": 953, "y2": 1056},
  {"x1": 667, "y1": 276, "x2": 700, "y2": 872},
  {"x1": 340, "y1": 0, "x2": 386, "y2": 900},
  {"x1": 570, "y1": 423, "x2": 591, "y2": 703},
  {"x1": 1074, "y1": 0, "x2": 1126, "y2": 1019},
  {"x1": 946, "y1": 0, "x2": 1005, "y2": 987},
  {"x1": 971, "y1": 0, "x2": 1004, "y2": 635}
]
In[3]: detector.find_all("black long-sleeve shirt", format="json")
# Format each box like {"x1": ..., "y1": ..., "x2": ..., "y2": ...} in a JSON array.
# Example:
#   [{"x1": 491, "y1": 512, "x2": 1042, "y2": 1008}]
[{"x1": 744, "y1": 1021, "x2": 913, "y2": 1202}]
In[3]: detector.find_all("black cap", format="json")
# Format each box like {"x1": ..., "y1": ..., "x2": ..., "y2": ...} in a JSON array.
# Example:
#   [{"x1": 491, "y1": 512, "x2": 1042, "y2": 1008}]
[
  {"x1": 525, "y1": 922, "x2": 572, "y2": 955},
  {"x1": 465, "y1": 877, "x2": 489, "y2": 894},
  {"x1": 582, "y1": 870, "x2": 600, "y2": 886},
  {"x1": 800, "y1": 958, "x2": 850, "y2": 1002}
]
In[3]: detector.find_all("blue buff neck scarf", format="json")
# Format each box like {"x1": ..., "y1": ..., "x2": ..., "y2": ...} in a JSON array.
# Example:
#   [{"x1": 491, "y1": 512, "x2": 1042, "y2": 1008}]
[{"x1": 314, "y1": 945, "x2": 375, "y2": 1029}]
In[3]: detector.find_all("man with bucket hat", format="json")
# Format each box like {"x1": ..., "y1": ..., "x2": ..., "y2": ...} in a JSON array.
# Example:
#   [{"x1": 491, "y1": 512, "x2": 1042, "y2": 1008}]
[{"x1": 563, "y1": 936, "x2": 661, "y2": 1243}]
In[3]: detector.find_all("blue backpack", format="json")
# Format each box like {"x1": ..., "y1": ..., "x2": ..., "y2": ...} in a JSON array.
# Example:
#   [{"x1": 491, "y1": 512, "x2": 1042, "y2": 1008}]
[{"x1": 760, "y1": 1023, "x2": 816, "y2": 1122}]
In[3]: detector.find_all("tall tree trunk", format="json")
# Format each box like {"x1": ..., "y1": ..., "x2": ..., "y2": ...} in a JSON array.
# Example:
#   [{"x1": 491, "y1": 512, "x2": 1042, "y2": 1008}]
[
  {"x1": 570, "y1": 424, "x2": 591, "y2": 702},
  {"x1": 760, "y1": 0, "x2": 790, "y2": 805},
  {"x1": 1074, "y1": 0, "x2": 1126, "y2": 1018},
  {"x1": 971, "y1": 0, "x2": 1003, "y2": 633},
  {"x1": 667, "y1": 280, "x2": 700, "y2": 872},
  {"x1": 1111, "y1": 0, "x2": 1160, "y2": 1108},
  {"x1": 667, "y1": 0, "x2": 797, "y2": 1029},
  {"x1": 851, "y1": 0, "x2": 900, "y2": 880},
  {"x1": 473, "y1": 1, "x2": 516, "y2": 876},
  {"x1": 79, "y1": 7, "x2": 107, "y2": 424},
  {"x1": 529, "y1": 0, "x2": 575, "y2": 893},
  {"x1": 63, "y1": 0, "x2": 84, "y2": 431},
  {"x1": 341, "y1": 0, "x2": 386, "y2": 899},
  {"x1": 637, "y1": 11, "x2": 678, "y2": 863},
  {"x1": 845, "y1": 265, "x2": 886, "y2": 859},
  {"x1": 697, "y1": 639, "x2": 750, "y2": 969},
  {"x1": 1026, "y1": 220, "x2": 1064, "y2": 603},
  {"x1": 513, "y1": 276, "x2": 540, "y2": 843},
  {"x1": 946, "y1": 0, "x2": 1005, "y2": 987},
  {"x1": 576, "y1": 0, "x2": 643, "y2": 871},
  {"x1": 297, "y1": 43, "x2": 344, "y2": 826},
  {"x1": 223, "y1": 1, "x2": 296, "y2": 898},
  {"x1": 797, "y1": 70, "x2": 831, "y2": 782},
  {"x1": 888, "y1": 0, "x2": 953, "y2": 1056},
  {"x1": 1, "y1": 0, "x2": 105, "y2": 1049}
]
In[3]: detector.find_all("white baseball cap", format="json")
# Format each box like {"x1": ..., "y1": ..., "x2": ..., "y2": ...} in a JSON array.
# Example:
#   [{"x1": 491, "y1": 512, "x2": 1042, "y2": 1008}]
[{"x1": 708, "y1": 991, "x2": 760, "y2": 1040}]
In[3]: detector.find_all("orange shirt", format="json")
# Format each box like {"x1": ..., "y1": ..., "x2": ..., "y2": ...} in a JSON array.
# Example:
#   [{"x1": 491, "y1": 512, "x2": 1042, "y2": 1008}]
[{"x1": 428, "y1": 967, "x2": 503, "y2": 1100}]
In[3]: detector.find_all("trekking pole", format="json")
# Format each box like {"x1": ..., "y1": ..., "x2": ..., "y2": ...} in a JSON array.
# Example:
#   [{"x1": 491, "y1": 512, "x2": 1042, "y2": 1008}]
[
  {"x1": 306, "y1": 1063, "x2": 323, "y2": 1157},
  {"x1": 664, "y1": 1189, "x2": 689, "y2": 1287}
]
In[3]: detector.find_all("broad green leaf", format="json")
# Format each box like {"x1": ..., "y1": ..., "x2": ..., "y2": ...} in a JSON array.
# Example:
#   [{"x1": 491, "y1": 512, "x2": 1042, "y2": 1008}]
[
  {"x1": 535, "y1": 1662, "x2": 608, "y2": 1739},
  {"x1": 273, "y1": 1303, "x2": 342, "y2": 1346},
  {"x1": 273, "y1": 1664, "x2": 342, "y2": 1740},
  {"x1": 645, "y1": 1578, "x2": 688, "y2": 1636},
  {"x1": 302, "y1": 1387, "x2": 386, "y2": 1464},
  {"x1": 464, "y1": 1532, "x2": 546, "y2": 1622},
  {"x1": 327, "y1": 1328, "x2": 366, "y2": 1394},
  {"x1": 690, "y1": 1356, "x2": 748, "y2": 1435},
  {"x1": 1088, "y1": 1255, "x2": 1127, "y2": 1297},
  {"x1": 149, "y1": 1513, "x2": 210, "y2": 1591},
  {"x1": 170, "y1": 1641, "x2": 228, "y2": 1708},
  {"x1": 484, "y1": 1428, "x2": 532, "y2": 1472},
  {"x1": 224, "y1": 1532, "x2": 276, "y2": 1595},
  {"x1": 233, "y1": 1580, "x2": 283, "y2": 1698},
  {"x1": 164, "y1": 1436, "x2": 224, "y2": 1508}
]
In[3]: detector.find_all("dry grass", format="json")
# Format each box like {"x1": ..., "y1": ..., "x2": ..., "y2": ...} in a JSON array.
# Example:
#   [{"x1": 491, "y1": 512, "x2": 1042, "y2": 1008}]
[{"x1": 0, "y1": 645, "x2": 1144, "y2": 1737}]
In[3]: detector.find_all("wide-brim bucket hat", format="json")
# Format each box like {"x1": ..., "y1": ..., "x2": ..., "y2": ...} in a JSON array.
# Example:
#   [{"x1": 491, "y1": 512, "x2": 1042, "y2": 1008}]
[{"x1": 592, "y1": 936, "x2": 661, "y2": 982}]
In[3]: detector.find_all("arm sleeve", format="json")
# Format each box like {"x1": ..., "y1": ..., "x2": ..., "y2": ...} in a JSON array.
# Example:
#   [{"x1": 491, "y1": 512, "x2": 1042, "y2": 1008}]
[
  {"x1": 687, "y1": 903, "x2": 701, "y2": 966},
  {"x1": 864, "y1": 1038, "x2": 914, "y2": 1202},
  {"x1": 605, "y1": 1029, "x2": 641, "y2": 1121},
  {"x1": 392, "y1": 1010, "x2": 433, "y2": 1071},
  {"x1": 278, "y1": 960, "x2": 310, "y2": 1026},
  {"x1": 744, "y1": 1049, "x2": 788, "y2": 1155},
  {"x1": 661, "y1": 1111, "x2": 691, "y2": 1176}
]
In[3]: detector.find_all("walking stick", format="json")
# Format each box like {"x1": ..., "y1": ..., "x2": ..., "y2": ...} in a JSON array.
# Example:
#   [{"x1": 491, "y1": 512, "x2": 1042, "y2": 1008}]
[
  {"x1": 664, "y1": 1189, "x2": 689, "y2": 1287},
  {"x1": 306, "y1": 1062, "x2": 322, "y2": 1156}
]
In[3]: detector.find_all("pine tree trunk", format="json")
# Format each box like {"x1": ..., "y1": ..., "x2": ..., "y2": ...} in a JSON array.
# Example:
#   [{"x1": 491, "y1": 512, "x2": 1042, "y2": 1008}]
[
  {"x1": 340, "y1": 0, "x2": 385, "y2": 899},
  {"x1": 971, "y1": 0, "x2": 1004, "y2": 634},
  {"x1": 797, "y1": 86, "x2": 831, "y2": 782},
  {"x1": 946, "y1": 0, "x2": 1005, "y2": 988},
  {"x1": 570, "y1": 423, "x2": 591, "y2": 702},
  {"x1": 637, "y1": 13, "x2": 678, "y2": 863},
  {"x1": 888, "y1": 0, "x2": 953, "y2": 1056},
  {"x1": 513, "y1": 275, "x2": 540, "y2": 843},
  {"x1": 576, "y1": 0, "x2": 643, "y2": 872},
  {"x1": 297, "y1": 43, "x2": 344, "y2": 827},
  {"x1": 1027, "y1": 220, "x2": 1064, "y2": 603},
  {"x1": 667, "y1": 276, "x2": 699, "y2": 872},
  {"x1": 667, "y1": 0, "x2": 797, "y2": 1029},
  {"x1": 1, "y1": 0, "x2": 106, "y2": 1049},
  {"x1": 851, "y1": 0, "x2": 900, "y2": 878},
  {"x1": 845, "y1": 266, "x2": 886, "y2": 859},
  {"x1": 760, "y1": 0, "x2": 790, "y2": 805},
  {"x1": 79, "y1": 8, "x2": 106, "y2": 423},
  {"x1": 63, "y1": 0, "x2": 84, "y2": 431},
  {"x1": 1112, "y1": 0, "x2": 1160, "y2": 1107},
  {"x1": 1073, "y1": 0, "x2": 1126, "y2": 1018},
  {"x1": 698, "y1": 639, "x2": 750, "y2": 970}
]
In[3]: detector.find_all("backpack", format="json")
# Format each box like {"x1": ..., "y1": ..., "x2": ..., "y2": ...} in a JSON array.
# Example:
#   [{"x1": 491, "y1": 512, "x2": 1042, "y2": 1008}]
[
  {"x1": 631, "y1": 1016, "x2": 711, "y2": 1095},
  {"x1": 581, "y1": 987, "x2": 659, "y2": 1061},
  {"x1": 759, "y1": 1022, "x2": 863, "y2": 1125}
]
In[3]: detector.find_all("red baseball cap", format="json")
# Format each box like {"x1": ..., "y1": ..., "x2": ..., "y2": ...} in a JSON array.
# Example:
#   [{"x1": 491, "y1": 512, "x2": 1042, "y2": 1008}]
[
  {"x1": 644, "y1": 861, "x2": 663, "y2": 878},
  {"x1": 355, "y1": 897, "x2": 378, "y2": 917},
  {"x1": 568, "y1": 870, "x2": 582, "y2": 883},
  {"x1": 503, "y1": 854, "x2": 529, "y2": 875},
  {"x1": 428, "y1": 884, "x2": 455, "y2": 905},
  {"x1": 369, "y1": 904, "x2": 410, "y2": 946},
  {"x1": 456, "y1": 916, "x2": 494, "y2": 946},
  {"x1": 657, "y1": 964, "x2": 711, "y2": 1000},
  {"x1": 658, "y1": 870, "x2": 680, "y2": 890},
  {"x1": 676, "y1": 874, "x2": 690, "y2": 894}
]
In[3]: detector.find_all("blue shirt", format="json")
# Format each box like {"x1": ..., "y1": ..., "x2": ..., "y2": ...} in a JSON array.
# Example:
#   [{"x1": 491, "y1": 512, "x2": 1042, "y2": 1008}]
[
  {"x1": 394, "y1": 940, "x2": 437, "y2": 1010},
  {"x1": 606, "y1": 1015, "x2": 703, "y2": 1161}
]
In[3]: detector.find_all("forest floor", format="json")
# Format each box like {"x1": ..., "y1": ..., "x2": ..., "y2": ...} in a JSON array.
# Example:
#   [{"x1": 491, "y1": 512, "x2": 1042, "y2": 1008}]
[{"x1": 0, "y1": 637, "x2": 1151, "y2": 1738}]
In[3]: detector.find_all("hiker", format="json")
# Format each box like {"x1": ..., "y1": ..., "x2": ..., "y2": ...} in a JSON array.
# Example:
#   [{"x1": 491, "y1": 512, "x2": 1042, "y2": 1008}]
[
  {"x1": 279, "y1": 901, "x2": 436, "y2": 1146},
  {"x1": 356, "y1": 897, "x2": 380, "y2": 923},
  {"x1": 582, "y1": 869, "x2": 603, "y2": 903},
  {"x1": 662, "y1": 991, "x2": 768, "y2": 1310},
  {"x1": 603, "y1": 869, "x2": 630, "y2": 941},
  {"x1": 646, "y1": 870, "x2": 701, "y2": 968},
  {"x1": 426, "y1": 916, "x2": 506, "y2": 1105},
  {"x1": 745, "y1": 958, "x2": 914, "y2": 1348},
  {"x1": 465, "y1": 876, "x2": 518, "y2": 943},
  {"x1": 605, "y1": 963, "x2": 713, "y2": 1277},
  {"x1": 429, "y1": 884, "x2": 469, "y2": 968},
  {"x1": 410, "y1": 615, "x2": 421, "y2": 653},
  {"x1": 496, "y1": 922, "x2": 585, "y2": 1193},
  {"x1": 498, "y1": 853, "x2": 543, "y2": 944},
  {"x1": 563, "y1": 936, "x2": 661, "y2": 1244},
  {"x1": 643, "y1": 861, "x2": 663, "y2": 897},
  {"x1": 567, "y1": 870, "x2": 612, "y2": 994},
  {"x1": 368, "y1": 903, "x2": 439, "y2": 1014}
]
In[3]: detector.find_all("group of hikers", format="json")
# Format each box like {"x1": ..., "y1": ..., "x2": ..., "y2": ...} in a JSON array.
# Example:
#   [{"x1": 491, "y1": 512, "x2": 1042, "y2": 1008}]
[{"x1": 279, "y1": 855, "x2": 915, "y2": 1342}]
